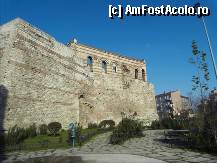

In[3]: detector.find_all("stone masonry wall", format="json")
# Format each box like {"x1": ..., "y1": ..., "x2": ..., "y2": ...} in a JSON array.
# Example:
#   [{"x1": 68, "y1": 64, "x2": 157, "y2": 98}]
[
  {"x1": 79, "y1": 75, "x2": 157, "y2": 127},
  {"x1": 71, "y1": 43, "x2": 158, "y2": 127},
  {"x1": 0, "y1": 18, "x2": 91, "y2": 129},
  {"x1": 0, "y1": 18, "x2": 157, "y2": 130}
]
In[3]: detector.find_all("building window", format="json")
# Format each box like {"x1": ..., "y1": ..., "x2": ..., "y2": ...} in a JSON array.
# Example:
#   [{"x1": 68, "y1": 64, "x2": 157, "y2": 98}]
[
  {"x1": 135, "y1": 69, "x2": 138, "y2": 79},
  {"x1": 87, "y1": 56, "x2": 93, "y2": 65},
  {"x1": 102, "y1": 60, "x2": 107, "y2": 73},
  {"x1": 142, "y1": 69, "x2": 145, "y2": 81},
  {"x1": 122, "y1": 65, "x2": 130, "y2": 73},
  {"x1": 87, "y1": 56, "x2": 93, "y2": 72},
  {"x1": 113, "y1": 64, "x2": 117, "y2": 73}
]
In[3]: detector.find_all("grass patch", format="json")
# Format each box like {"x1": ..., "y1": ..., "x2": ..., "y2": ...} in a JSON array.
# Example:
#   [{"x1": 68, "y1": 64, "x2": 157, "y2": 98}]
[
  {"x1": 5, "y1": 128, "x2": 111, "y2": 152},
  {"x1": 81, "y1": 128, "x2": 98, "y2": 135},
  {"x1": 6, "y1": 130, "x2": 69, "y2": 152}
]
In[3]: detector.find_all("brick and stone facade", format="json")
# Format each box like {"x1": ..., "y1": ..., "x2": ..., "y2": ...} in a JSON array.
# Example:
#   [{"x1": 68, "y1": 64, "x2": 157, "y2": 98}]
[{"x1": 0, "y1": 18, "x2": 158, "y2": 130}]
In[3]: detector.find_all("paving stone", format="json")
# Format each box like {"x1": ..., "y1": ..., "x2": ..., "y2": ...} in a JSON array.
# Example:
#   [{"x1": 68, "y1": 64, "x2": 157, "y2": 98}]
[
  {"x1": 186, "y1": 157, "x2": 211, "y2": 162},
  {"x1": 168, "y1": 161, "x2": 186, "y2": 163},
  {"x1": 3, "y1": 130, "x2": 217, "y2": 162},
  {"x1": 161, "y1": 153, "x2": 177, "y2": 157},
  {"x1": 158, "y1": 155, "x2": 181, "y2": 161},
  {"x1": 206, "y1": 160, "x2": 217, "y2": 163}
]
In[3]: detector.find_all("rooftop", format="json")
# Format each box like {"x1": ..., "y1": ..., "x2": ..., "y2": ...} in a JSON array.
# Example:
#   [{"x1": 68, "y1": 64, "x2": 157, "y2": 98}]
[{"x1": 156, "y1": 90, "x2": 180, "y2": 97}]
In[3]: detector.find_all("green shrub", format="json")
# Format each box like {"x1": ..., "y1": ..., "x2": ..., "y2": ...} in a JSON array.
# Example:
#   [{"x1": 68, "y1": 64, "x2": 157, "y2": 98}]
[
  {"x1": 161, "y1": 118, "x2": 174, "y2": 129},
  {"x1": 151, "y1": 117, "x2": 189, "y2": 130},
  {"x1": 88, "y1": 123, "x2": 98, "y2": 129},
  {"x1": 189, "y1": 108, "x2": 217, "y2": 153},
  {"x1": 151, "y1": 120, "x2": 160, "y2": 129},
  {"x1": 6, "y1": 125, "x2": 27, "y2": 145},
  {"x1": 110, "y1": 118, "x2": 143, "y2": 144},
  {"x1": 5, "y1": 124, "x2": 38, "y2": 145},
  {"x1": 48, "y1": 122, "x2": 62, "y2": 136},
  {"x1": 39, "y1": 124, "x2": 48, "y2": 135},
  {"x1": 99, "y1": 120, "x2": 115, "y2": 129},
  {"x1": 25, "y1": 123, "x2": 37, "y2": 137}
]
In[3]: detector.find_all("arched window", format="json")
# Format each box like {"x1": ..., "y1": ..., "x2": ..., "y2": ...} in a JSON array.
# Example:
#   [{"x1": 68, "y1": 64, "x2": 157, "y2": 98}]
[
  {"x1": 135, "y1": 69, "x2": 138, "y2": 79},
  {"x1": 87, "y1": 56, "x2": 93, "y2": 65},
  {"x1": 142, "y1": 69, "x2": 145, "y2": 81},
  {"x1": 102, "y1": 60, "x2": 107, "y2": 73},
  {"x1": 112, "y1": 64, "x2": 117, "y2": 73},
  {"x1": 122, "y1": 65, "x2": 130, "y2": 73},
  {"x1": 87, "y1": 56, "x2": 93, "y2": 72}
]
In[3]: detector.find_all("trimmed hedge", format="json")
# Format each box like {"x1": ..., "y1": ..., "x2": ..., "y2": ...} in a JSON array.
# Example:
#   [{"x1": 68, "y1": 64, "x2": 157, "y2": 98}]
[
  {"x1": 99, "y1": 120, "x2": 115, "y2": 129},
  {"x1": 48, "y1": 122, "x2": 62, "y2": 136}
]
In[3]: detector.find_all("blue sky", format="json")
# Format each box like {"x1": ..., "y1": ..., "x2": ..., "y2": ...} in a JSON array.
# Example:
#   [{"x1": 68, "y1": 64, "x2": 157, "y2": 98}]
[{"x1": 1, "y1": 0, "x2": 216, "y2": 96}]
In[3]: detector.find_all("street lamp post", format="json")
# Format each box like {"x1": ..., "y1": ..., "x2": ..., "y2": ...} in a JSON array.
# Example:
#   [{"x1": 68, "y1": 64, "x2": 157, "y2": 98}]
[
  {"x1": 194, "y1": 2, "x2": 217, "y2": 81},
  {"x1": 201, "y1": 16, "x2": 217, "y2": 81}
]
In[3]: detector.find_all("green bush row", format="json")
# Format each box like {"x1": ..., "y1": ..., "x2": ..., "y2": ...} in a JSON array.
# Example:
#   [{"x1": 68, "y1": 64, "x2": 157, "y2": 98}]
[
  {"x1": 110, "y1": 118, "x2": 143, "y2": 144},
  {"x1": 87, "y1": 120, "x2": 115, "y2": 129},
  {"x1": 151, "y1": 116, "x2": 190, "y2": 130},
  {"x1": 3, "y1": 122, "x2": 62, "y2": 146},
  {"x1": 5, "y1": 124, "x2": 37, "y2": 145}
]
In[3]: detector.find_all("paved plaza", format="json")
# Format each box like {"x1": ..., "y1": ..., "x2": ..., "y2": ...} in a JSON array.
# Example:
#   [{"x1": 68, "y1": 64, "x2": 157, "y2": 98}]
[{"x1": 2, "y1": 130, "x2": 217, "y2": 163}]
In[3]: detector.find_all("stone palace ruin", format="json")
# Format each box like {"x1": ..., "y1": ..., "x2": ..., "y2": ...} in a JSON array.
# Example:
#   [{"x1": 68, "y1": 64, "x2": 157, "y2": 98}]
[{"x1": 0, "y1": 18, "x2": 158, "y2": 130}]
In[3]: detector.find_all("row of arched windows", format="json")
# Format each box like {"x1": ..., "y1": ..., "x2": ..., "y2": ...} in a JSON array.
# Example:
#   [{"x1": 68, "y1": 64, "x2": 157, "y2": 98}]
[
  {"x1": 87, "y1": 56, "x2": 116, "y2": 73},
  {"x1": 87, "y1": 56, "x2": 146, "y2": 81}
]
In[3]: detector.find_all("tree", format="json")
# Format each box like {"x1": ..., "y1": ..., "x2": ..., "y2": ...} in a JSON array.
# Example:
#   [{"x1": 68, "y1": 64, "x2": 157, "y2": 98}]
[
  {"x1": 189, "y1": 41, "x2": 217, "y2": 152},
  {"x1": 189, "y1": 40, "x2": 210, "y2": 111}
]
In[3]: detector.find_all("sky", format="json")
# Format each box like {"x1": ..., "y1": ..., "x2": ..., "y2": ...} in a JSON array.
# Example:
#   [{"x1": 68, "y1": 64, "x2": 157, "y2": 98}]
[{"x1": 0, "y1": 0, "x2": 216, "y2": 96}]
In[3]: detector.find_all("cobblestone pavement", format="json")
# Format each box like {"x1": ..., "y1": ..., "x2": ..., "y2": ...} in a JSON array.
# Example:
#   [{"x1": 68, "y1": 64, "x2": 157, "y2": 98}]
[
  {"x1": 77, "y1": 130, "x2": 217, "y2": 163},
  {"x1": 2, "y1": 130, "x2": 217, "y2": 163}
]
